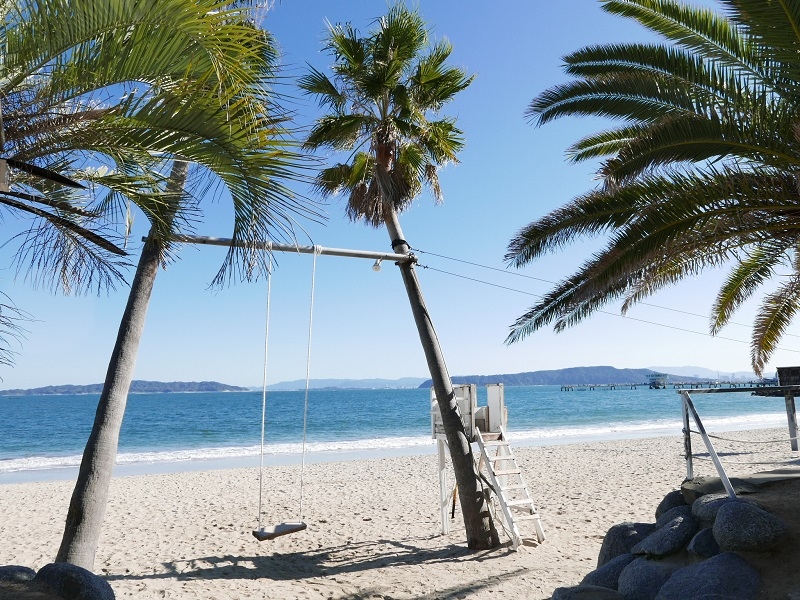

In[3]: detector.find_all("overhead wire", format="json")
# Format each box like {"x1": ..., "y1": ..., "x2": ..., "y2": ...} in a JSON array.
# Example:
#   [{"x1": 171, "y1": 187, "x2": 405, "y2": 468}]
[
  {"x1": 411, "y1": 247, "x2": 800, "y2": 339},
  {"x1": 413, "y1": 252, "x2": 800, "y2": 356}
]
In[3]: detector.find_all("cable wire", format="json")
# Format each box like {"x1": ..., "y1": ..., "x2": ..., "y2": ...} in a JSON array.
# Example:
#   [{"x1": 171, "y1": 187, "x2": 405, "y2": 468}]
[{"x1": 412, "y1": 247, "x2": 800, "y2": 340}]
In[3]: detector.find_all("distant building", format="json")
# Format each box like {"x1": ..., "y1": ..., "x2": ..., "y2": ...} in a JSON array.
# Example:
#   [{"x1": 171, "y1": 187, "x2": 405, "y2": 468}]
[{"x1": 648, "y1": 373, "x2": 668, "y2": 389}]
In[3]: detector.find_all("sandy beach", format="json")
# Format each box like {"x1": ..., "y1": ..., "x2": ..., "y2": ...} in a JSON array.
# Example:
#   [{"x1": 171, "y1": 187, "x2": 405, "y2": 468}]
[{"x1": 1, "y1": 428, "x2": 795, "y2": 599}]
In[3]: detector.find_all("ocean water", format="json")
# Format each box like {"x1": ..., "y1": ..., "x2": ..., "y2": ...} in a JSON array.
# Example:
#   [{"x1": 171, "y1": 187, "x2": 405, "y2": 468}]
[{"x1": 0, "y1": 385, "x2": 789, "y2": 480}]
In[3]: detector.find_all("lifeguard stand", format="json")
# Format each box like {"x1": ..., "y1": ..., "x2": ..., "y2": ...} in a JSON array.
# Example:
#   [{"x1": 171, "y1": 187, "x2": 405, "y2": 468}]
[{"x1": 431, "y1": 383, "x2": 545, "y2": 549}]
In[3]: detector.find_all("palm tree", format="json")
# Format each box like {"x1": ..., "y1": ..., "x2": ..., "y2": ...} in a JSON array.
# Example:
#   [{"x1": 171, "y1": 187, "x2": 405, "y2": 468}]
[
  {"x1": 507, "y1": 0, "x2": 800, "y2": 375},
  {"x1": 0, "y1": 0, "x2": 311, "y2": 569},
  {"x1": 300, "y1": 4, "x2": 499, "y2": 549}
]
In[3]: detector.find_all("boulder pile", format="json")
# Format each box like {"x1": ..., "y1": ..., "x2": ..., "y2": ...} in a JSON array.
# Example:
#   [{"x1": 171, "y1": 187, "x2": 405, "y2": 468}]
[{"x1": 550, "y1": 479, "x2": 794, "y2": 600}]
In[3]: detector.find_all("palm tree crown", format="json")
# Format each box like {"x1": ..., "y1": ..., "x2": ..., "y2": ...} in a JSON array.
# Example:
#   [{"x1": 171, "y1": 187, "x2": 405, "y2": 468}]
[
  {"x1": 299, "y1": 3, "x2": 473, "y2": 225},
  {"x1": 507, "y1": 0, "x2": 800, "y2": 375}
]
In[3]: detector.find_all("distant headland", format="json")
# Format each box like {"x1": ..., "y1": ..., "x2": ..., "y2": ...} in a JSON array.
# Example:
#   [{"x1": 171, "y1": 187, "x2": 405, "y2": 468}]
[{"x1": 0, "y1": 380, "x2": 249, "y2": 396}]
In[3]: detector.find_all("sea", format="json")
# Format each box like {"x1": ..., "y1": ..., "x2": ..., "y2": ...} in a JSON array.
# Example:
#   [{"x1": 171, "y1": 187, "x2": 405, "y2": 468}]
[{"x1": 0, "y1": 385, "x2": 789, "y2": 483}]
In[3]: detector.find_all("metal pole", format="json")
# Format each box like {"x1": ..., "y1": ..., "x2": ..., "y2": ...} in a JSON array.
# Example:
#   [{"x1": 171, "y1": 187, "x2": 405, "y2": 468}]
[
  {"x1": 681, "y1": 393, "x2": 693, "y2": 481},
  {"x1": 681, "y1": 391, "x2": 736, "y2": 498},
  {"x1": 165, "y1": 234, "x2": 415, "y2": 263},
  {"x1": 784, "y1": 394, "x2": 799, "y2": 452}
]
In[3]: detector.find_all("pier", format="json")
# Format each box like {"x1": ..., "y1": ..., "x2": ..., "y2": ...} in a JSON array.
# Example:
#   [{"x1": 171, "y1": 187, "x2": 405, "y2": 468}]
[{"x1": 560, "y1": 379, "x2": 777, "y2": 391}]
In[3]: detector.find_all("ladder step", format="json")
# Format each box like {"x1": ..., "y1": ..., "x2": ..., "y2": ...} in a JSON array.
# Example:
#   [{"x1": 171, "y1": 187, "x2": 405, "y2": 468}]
[
  {"x1": 489, "y1": 453, "x2": 515, "y2": 462},
  {"x1": 493, "y1": 468, "x2": 521, "y2": 476},
  {"x1": 500, "y1": 484, "x2": 527, "y2": 491},
  {"x1": 505, "y1": 499, "x2": 534, "y2": 507},
  {"x1": 482, "y1": 441, "x2": 507, "y2": 447},
  {"x1": 515, "y1": 514, "x2": 543, "y2": 521}
]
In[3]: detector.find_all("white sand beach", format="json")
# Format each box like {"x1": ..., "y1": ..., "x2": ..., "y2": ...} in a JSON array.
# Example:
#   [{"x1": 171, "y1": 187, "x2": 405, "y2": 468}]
[{"x1": 1, "y1": 428, "x2": 795, "y2": 599}]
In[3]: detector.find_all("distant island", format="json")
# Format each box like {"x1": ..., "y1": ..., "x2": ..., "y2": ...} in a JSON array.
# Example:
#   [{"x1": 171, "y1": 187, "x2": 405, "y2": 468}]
[
  {"x1": 0, "y1": 380, "x2": 249, "y2": 396},
  {"x1": 418, "y1": 366, "x2": 704, "y2": 388}
]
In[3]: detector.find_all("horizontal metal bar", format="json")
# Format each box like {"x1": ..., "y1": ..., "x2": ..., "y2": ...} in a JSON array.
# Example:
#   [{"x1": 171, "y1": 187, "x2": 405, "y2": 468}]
[{"x1": 162, "y1": 234, "x2": 416, "y2": 263}]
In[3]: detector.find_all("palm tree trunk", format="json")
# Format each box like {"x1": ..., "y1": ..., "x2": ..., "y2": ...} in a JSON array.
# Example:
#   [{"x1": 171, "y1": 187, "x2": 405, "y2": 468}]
[
  {"x1": 383, "y1": 206, "x2": 499, "y2": 550},
  {"x1": 56, "y1": 161, "x2": 188, "y2": 569}
]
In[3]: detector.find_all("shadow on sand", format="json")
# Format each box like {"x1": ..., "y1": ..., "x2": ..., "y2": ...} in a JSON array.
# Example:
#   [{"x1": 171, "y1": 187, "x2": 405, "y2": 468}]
[{"x1": 105, "y1": 535, "x2": 532, "y2": 597}]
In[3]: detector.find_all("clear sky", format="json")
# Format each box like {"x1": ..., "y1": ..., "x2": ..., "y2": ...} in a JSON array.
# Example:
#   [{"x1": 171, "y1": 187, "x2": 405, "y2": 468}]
[{"x1": 2, "y1": 0, "x2": 798, "y2": 389}]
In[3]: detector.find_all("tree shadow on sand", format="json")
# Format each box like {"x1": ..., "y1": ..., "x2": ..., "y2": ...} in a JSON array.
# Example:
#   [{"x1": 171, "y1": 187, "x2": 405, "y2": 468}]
[{"x1": 105, "y1": 535, "x2": 530, "y2": 587}]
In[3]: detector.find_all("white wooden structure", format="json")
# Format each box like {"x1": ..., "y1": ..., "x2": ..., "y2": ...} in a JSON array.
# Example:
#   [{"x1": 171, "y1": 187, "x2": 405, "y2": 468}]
[{"x1": 431, "y1": 383, "x2": 545, "y2": 549}]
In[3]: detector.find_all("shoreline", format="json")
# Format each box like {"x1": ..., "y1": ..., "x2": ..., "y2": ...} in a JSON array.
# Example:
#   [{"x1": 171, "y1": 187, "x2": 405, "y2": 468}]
[
  {"x1": 2, "y1": 427, "x2": 796, "y2": 599},
  {"x1": 1, "y1": 412, "x2": 788, "y2": 485}
]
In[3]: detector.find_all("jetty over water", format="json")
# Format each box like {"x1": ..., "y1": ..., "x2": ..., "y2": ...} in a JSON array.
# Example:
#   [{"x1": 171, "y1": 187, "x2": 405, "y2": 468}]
[{"x1": 560, "y1": 379, "x2": 777, "y2": 391}]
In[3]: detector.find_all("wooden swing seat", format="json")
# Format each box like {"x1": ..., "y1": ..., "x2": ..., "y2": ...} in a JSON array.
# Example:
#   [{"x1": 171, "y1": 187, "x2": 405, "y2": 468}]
[{"x1": 252, "y1": 521, "x2": 307, "y2": 541}]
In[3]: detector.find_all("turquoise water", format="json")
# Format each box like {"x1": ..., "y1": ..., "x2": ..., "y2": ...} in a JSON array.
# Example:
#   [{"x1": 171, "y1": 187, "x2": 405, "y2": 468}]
[{"x1": 0, "y1": 385, "x2": 788, "y2": 477}]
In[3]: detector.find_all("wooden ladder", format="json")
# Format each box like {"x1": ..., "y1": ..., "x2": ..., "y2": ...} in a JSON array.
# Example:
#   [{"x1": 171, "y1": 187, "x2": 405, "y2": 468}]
[{"x1": 475, "y1": 427, "x2": 545, "y2": 550}]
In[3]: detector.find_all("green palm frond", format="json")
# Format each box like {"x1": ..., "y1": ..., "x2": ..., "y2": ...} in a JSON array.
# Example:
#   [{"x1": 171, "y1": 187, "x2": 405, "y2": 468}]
[
  {"x1": 751, "y1": 274, "x2": 800, "y2": 375},
  {"x1": 512, "y1": 0, "x2": 800, "y2": 373}
]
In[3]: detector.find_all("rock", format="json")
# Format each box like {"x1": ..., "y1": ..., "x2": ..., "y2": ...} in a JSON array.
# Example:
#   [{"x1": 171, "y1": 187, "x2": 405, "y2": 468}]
[
  {"x1": 681, "y1": 477, "x2": 758, "y2": 503},
  {"x1": 655, "y1": 505, "x2": 691, "y2": 529},
  {"x1": 654, "y1": 552, "x2": 760, "y2": 600},
  {"x1": 581, "y1": 553, "x2": 636, "y2": 590},
  {"x1": 655, "y1": 490, "x2": 686, "y2": 519},
  {"x1": 0, "y1": 565, "x2": 36, "y2": 582},
  {"x1": 713, "y1": 500, "x2": 790, "y2": 551},
  {"x1": 597, "y1": 522, "x2": 657, "y2": 567},
  {"x1": 686, "y1": 527, "x2": 719, "y2": 558},
  {"x1": 34, "y1": 563, "x2": 115, "y2": 600},
  {"x1": 551, "y1": 585, "x2": 625, "y2": 599},
  {"x1": 691, "y1": 493, "x2": 758, "y2": 528},
  {"x1": 632, "y1": 515, "x2": 697, "y2": 558},
  {"x1": 618, "y1": 557, "x2": 678, "y2": 600}
]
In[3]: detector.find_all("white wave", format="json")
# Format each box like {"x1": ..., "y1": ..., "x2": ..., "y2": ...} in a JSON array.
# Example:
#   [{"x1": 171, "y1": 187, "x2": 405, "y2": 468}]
[
  {"x1": 0, "y1": 412, "x2": 788, "y2": 474},
  {"x1": 0, "y1": 436, "x2": 434, "y2": 474}
]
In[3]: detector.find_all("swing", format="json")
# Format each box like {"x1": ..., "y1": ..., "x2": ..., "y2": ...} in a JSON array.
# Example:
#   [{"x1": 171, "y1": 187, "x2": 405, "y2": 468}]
[{"x1": 252, "y1": 248, "x2": 319, "y2": 541}]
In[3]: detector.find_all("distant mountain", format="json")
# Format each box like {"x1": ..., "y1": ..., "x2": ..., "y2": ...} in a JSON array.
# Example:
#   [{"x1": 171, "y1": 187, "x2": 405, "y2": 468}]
[
  {"x1": 0, "y1": 380, "x2": 249, "y2": 396},
  {"x1": 266, "y1": 377, "x2": 428, "y2": 391},
  {"x1": 418, "y1": 366, "x2": 705, "y2": 388},
  {"x1": 648, "y1": 366, "x2": 763, "y2": 380}
]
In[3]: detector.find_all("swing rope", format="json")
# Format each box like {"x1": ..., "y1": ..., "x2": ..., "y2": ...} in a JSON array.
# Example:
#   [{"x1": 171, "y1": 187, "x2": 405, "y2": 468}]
[
  {"x1": 256, "y1": 267, "x2": 272, "y2": 532},
  {"x1": 255, "y1": 247, "x2": 319, "y2": 534},
  {"x1": 298, "y1": 246, "x2": 319, "y2": 519}
]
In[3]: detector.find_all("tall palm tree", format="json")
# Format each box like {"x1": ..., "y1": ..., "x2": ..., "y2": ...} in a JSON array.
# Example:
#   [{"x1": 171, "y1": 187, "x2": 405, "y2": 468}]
[
  {"x1": 0, "y1": 0, "x2": 311, "y2": 569},
  {"x1": 300, "y1": 4, "x2": 499, "y2": 549},
  {"x1": 507, "y1": 0, "x2": 800, "y2": 375}
]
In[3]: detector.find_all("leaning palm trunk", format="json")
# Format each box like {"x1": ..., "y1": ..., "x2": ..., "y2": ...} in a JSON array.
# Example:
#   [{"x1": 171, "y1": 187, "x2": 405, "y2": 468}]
[
  {"x1": 383, "y1": 206, "x2": 499, "y2": 550},
  {"x1": 56, "y1": 162, "x2": 188, "y2": 569}
]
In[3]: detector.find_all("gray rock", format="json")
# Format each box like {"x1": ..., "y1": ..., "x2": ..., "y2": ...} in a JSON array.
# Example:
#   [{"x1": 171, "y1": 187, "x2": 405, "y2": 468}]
[
  {"x1": 581, "y1": 553, "x2": 636, "y2": 590},
  {"x1": 691, "y1": 493, "x2": 758, "y2": 528},
  {"x1": 686, "y1": 527, "x2": 719, "y2": 558},
  {"x1": 655, "y1": 552, "x2": 760, "y2": 600},
  {"x1": 34, "y1": 563, "x2": 115, "y2": 600},
  {"x1": 714, "y1": 500, "x2": 790, "y2": 551},
  {"x1": 597, "y1": 522, "x2": 657, "y2": 567},
  {"x1": 655, "y1": 490, "x2": 686, "y2": 519},
  {"x1": 681, "y1": 477, "x2": 758, "y2": 503},
  {"x1": 0, "y1": 565, "x2": 36, "y2": 582},
  {"x1": 655, "y1": 505, "x2": 692, "y2": 529},
  {"x1": 632, "y1": 515, "x2": 697, "y2": 558},
  {"x1": 551, "y1": 585, "x2": 625, "y2": 599},
  {"x1": 618, "y1": 557, "x2": 678, "y2": 600}
]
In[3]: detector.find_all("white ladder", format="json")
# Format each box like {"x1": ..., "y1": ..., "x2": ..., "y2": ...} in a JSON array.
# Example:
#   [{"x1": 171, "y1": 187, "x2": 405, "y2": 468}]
[{"x1": 475, "y1": 427, "x2": 545, "y2": 550}]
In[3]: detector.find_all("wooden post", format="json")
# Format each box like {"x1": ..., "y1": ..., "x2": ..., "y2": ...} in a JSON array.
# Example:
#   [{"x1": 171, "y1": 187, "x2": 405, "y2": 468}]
[
  {"x1": 438, "y1": 439, "x2": 449, "y2": 535},
  {"x1": 682, "y1": 391, "x2": 736, "y2": 498},
  {"x1": 784, "y1": 394, "x2": 799, "y2": 452},
  {"x1": 681, "y1": 392, "x2": 693, "y2": 481}
]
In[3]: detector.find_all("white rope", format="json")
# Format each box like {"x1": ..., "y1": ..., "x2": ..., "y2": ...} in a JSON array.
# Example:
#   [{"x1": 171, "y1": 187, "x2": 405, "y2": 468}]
[
  {"x1": 688, "y1": 428, "x2": 800, "y2": 444},
  {"x1": 298, "y1": 246, "x2": 319, "y2": 520},
  {"x1": 256, "y1": 268, "x2": 272, "y2": 531}
]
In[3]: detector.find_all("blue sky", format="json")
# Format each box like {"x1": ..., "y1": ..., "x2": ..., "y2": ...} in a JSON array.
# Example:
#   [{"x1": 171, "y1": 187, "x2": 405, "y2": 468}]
[{"x1": 2, "y1": 0, "x2": 798, "y2": 389}]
